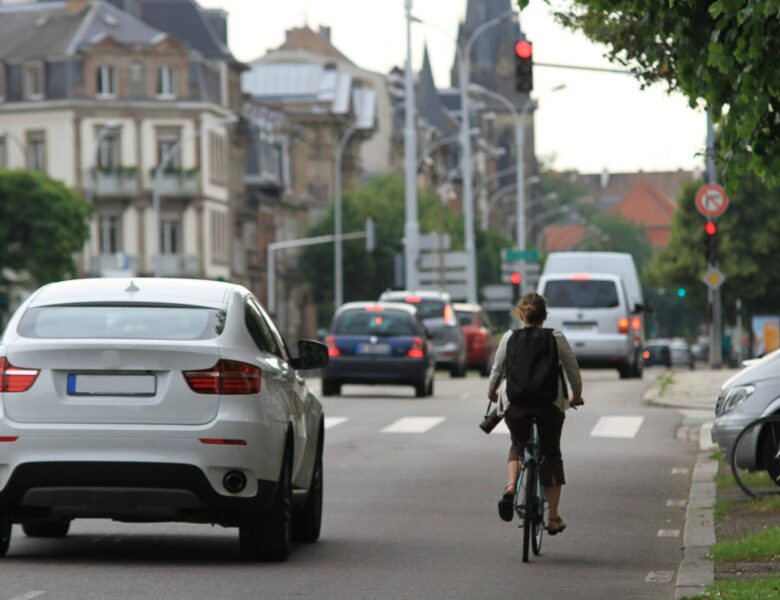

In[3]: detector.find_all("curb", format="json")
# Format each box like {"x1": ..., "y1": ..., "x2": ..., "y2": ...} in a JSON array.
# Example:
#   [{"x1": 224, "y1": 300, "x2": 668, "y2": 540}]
[{"x1": 674, "y1": 447, "x2": 717, "y2": 599}]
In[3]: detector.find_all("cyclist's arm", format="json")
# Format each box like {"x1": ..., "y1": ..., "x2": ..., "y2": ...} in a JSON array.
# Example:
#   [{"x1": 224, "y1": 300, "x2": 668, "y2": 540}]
[
  {"x1": 487, "y1": 330, "x2": 511, "y2": 399},
  {"x1": 554, "y1": 331, "x2": 582, "y2": 401}
]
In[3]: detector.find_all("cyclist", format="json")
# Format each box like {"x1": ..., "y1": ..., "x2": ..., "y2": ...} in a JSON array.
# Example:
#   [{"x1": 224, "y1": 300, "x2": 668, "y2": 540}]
[{"x1": 487, "y1": 292, "x2": 583, "y2": 535}]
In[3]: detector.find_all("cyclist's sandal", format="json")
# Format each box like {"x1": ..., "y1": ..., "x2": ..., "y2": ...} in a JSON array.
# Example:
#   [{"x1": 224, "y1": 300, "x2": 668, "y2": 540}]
[
  {"x1": 546, "y1": 516, "x2": 567, "y2": 535},
  {"x1": 498, "y1": 486, "x2": 514, "y2": 522}
]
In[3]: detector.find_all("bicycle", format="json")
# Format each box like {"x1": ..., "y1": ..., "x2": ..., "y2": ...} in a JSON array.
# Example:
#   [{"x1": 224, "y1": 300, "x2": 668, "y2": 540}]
[
  {"x1": 730, "y1": 414, "x2": 780, "y2": 498},
  {"x1": 514, "y1": 417, "x2": 546, "y2": 563}
]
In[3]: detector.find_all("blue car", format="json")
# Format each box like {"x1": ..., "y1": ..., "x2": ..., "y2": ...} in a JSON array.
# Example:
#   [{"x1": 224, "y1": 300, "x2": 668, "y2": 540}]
[{"x1": 321, "y1": 302, "x2": 435, "y2": 397}]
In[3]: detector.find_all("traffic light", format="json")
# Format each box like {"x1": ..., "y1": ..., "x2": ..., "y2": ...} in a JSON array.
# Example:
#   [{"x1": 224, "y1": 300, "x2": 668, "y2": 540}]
[
  {"x1": 514, "y1": 40, "x2": 533, "y2": 93},
  {"x1": 510, "y1": 272, "x2": 522, "y2": 303},
  {"x1": 704, "y1": 220, "x2": 719, "y2": 264},
  {"x1": 677, "y1": 287, "x2": 687, "y2": 298}
]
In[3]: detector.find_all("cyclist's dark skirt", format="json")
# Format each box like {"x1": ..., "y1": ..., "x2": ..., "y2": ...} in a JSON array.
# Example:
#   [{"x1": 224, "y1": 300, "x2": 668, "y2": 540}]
[{"x1": 505, "y1": 403, "x2": 566, "y2": 487}]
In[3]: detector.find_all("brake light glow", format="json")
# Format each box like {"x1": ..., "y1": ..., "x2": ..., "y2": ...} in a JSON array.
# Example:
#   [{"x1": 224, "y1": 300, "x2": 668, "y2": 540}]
[
  {"x1": 326, "y1": 335, "x2": 340, "y2": 358},
  {"x1": 0, "y1": 357, "x2": 39, "y2": 393},
  {"x1": 631, "y1": 316, "x2": 642, "y2": 331},
  {"x1": 444, "y1": 304, "x2": 457, "y2": 326},
  {"x1": 199, "y1": 438, "x2": 247, "y2": 446},
  {"x1": 0, "y1": 437, "x2": 18, "y2": 443},
  {"x1": 642, "y1": 350, "x2": 650, "y2": 359},
  {"x1": 183, "y1": 360, "x2": 262, "y2": 395},
  {"x1": 408, "y1": 336, "x2": 425, "y2": 359},
  {"x1": 405, "y1": 296, "x2": 423, "y2": 303},
  {"x1": 364, "y1": 305, "x2": 385, "y2": 312},
  {"x1": 571, "y1": 274, "x2": 592, "y2": 280},
  {"x1": 617, "y1": 317, "x2": 630, "y2": 334}
]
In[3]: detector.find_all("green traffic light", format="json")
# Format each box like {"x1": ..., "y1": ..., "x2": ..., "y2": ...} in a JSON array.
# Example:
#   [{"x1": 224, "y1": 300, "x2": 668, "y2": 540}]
[{"x1": 677, "y1": 288, "x2": 686, "y2": 298}]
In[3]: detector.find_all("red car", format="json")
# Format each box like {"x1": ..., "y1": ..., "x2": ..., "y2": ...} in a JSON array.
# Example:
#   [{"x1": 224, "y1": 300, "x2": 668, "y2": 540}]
[{"x1": 453, "y1": 303, "x2": 497, "y2": 376}]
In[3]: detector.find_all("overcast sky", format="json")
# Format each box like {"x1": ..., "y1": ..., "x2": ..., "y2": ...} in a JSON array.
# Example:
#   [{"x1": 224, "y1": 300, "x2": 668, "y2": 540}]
[{"x1": 199, "y1": 0, "x2": 707, "y2": 175}]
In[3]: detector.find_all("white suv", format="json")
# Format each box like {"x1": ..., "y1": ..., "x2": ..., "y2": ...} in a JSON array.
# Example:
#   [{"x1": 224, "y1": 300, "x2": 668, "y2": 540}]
[{"x1": 0, "y1": 278, "x2": 327, "y2": 561}]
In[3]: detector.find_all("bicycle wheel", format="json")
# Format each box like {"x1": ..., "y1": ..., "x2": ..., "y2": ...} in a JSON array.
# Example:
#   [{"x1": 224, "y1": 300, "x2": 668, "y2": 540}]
[
  {"x1": 522, "y1": 461, "x2": 535, "y2": 563},
  {"x1": 730, "y1": 415, "x2": 780, "y2": 498},
  {"x1": 531, "y1": 471, "x2": 545, "y2": 556}
]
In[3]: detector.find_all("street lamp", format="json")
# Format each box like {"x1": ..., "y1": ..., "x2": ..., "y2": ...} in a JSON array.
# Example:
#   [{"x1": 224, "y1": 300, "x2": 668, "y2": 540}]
[
  {"x1": 403, "y1": 0, "x2": 420, "y2": 291},
  {"x1": 333, "y1": 122, "x2": 359, "y2": 308},
  {"x1": 152, "y1": 115, "x2": 238, "y2": 277}
]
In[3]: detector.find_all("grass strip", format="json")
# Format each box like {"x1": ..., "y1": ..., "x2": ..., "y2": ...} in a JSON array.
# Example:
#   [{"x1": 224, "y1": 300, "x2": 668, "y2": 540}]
[
  {"x1": 714, "y1": 496, "x2": 780, "y2": 521},
  {"x1": 715, "y1": 470, "x2": 775, "y2": 490},
  {"x1": 710, "y1": 525, "x2": 780, "y2": 562},
  {"x1": 682, "y1": 575, "x2": 780, "y2": 599}
]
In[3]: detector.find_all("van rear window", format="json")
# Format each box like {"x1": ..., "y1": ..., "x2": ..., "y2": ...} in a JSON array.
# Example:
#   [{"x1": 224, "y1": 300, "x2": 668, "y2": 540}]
[
  {"x1": 544, "y1": 280, "x2": 619, "y2": 309},
  {"x1": 334, "y1": 309, "x2": 415, "y2": 336}
]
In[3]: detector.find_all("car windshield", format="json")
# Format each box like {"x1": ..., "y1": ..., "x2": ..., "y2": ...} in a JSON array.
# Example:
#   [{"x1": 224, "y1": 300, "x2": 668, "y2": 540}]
[
  {"x1": 18, "y1": 304, "x2": 225, "y2": 340},
  {"x1": 401, "y1": 298, "x2": 445, "y2": 320},
  {"x1": 456, "y1": 312, "x2": 475, "y2": 326},
  {"x1": 334, "y1": 309, "x2": 414, "y2": 336},
  {"x1": 544, "y1": 280, "x2": 620, "y2": 309}
]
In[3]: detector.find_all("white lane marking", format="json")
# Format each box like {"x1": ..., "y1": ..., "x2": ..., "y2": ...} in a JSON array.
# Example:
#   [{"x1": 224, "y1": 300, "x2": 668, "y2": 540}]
[
  {"x1": 493, "y1": 419, "x2": 510, "y2": 434},
  {"x1": 666, "y1": 499, "x2": 688, "y2": 508},
  {"x1": 645, "y1": 571, "x2": 674, "y2": 583},
  {"x1": 657, "y1": 529, "x2": 680, "y2": 538},
  {"x1": 381, "y1": 417, "x2": 445, "y2": 434},
  {"x1": 8, "y1": 592, "x2": 47, "y2": 600},
  {"x1": 671, "y1": 467, "x2": 690, "y2": 475},
  {"x1": 590, "y1": 416, "x2": 644, "y2": 439},
  {"x1": 324, "y1": 417, "x2": 348, "y2": 430},
  {"x1": 459, "y1": 392, "x2": 470, "y2": 400}
]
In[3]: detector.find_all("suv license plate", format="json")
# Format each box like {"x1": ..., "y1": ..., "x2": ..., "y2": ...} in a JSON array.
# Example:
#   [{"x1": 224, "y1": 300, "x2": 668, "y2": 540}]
[{"x1": 67, "y1": 374, "x2": 157, "y2": 396}]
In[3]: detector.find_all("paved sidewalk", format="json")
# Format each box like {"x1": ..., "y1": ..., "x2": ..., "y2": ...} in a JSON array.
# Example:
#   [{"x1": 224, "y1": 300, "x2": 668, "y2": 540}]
[{"x1": 644, "y1": 368, "x2": 739, "y2": 411}]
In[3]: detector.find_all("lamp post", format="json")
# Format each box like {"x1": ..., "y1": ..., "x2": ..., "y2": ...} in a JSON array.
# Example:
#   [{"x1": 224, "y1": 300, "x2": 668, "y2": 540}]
[
  {"x1": 403, "y1": 0, "x2": 420, "y2": 291},
  {"x1": 152, "y1": 115, "x2": 237, "y2": 277},
  {"x1": 333, "y1": 122, "x2": 359, "y2": 308}
]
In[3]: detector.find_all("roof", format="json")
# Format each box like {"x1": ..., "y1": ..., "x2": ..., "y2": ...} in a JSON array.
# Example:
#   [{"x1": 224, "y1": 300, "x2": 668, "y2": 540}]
[
  {"x1": 0, "y1": 1, "x2": 164, "y2": 60},
  {"x1": 609, "y1": 180, "x2": 676, "y2": 248},
  {"x1": 141, "y1": 0, "x2": 233, "y2": 60},
  {"x1": 570, "y1": 170, "x2": 695, "y2": 212},
  {"x1": 30, "y1": 278, "x2": 240, "y2": 309},
  {"x1": 417, "y1": 45, "x2": 456, "y2": 136},
  {"x1": 274, "y1": 25, "x2": 353, "y2": 65},
  {"x1": 542, "y1": 224, "x2": 589, "y2": 252},
  {"x1": 335, "y1": 301, "x2": 419, "y2": 316}
]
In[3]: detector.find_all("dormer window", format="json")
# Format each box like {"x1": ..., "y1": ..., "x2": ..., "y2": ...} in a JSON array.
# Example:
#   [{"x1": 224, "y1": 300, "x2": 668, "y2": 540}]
[
  {"x1": 96, "y1": 65, "x2": 116, "y2": 98},
  {"x1": 24, "y1": 63, "x2": 43, "y2": 100},
  {"x1": 0, "y1": 63, "x2": 5, "y2": 102},
  {"x1": 157, "y1": 66, "x2": 177, "y2": 99}
]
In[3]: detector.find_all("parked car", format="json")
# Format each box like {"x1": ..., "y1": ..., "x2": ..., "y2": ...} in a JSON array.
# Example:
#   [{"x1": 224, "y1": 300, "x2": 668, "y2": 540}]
[
  {"x1": 536, "y1": 272, "x2": 644, "y2": 379},
  {"x1": 644, "y1": 339, "x2": 672, "y2": 367},
  {"x1": 712, "y1": 349, "x2": 780, "y2": 475},
  {"x1": 453, "y1": 303, "x2": 497, "y2": 376},
  {"x1": 0, "y1": 278, "x2": 328, "y2": 561},
  {"x1": 670, "y1": 342, "x2": 695, "y2": 370},
  {"x1": 378, "y1": 290, "x2": 467, "y2": 377},
  {"x1": 322, "y1": 302, "x2": 435, "y2": 397}
]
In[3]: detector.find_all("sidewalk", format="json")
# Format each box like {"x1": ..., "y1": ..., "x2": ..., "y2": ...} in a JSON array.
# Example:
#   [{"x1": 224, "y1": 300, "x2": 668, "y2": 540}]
[{"x1": 644, "y1": 368, "x2": 738, "y2": 599}]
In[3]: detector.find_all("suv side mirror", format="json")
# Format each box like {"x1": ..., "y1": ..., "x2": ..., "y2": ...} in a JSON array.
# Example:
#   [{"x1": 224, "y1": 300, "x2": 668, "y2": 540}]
[{"x1": 291, "y1": 339, "x2": 329, "y2": 370}]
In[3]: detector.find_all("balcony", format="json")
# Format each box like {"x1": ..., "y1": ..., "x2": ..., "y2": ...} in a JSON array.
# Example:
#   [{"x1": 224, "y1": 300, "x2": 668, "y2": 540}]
[
  {"x1": 156, "y1": 254, "x2": 201, "y2": 278},
  {"x1": 155, "y1": 169, "x2": 199, "y2": 197},
  {"x1": 90, "y1": 253, "x2": 141, "y2": 277},
  {"x1": 89, "y1": 169, "x2": 138, "y2": 197}
]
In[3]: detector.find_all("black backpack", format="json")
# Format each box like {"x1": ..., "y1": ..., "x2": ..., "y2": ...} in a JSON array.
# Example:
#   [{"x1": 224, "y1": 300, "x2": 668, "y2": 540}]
[{"x1": 505, "y1": 327, "x2": 559, "y2": 406}]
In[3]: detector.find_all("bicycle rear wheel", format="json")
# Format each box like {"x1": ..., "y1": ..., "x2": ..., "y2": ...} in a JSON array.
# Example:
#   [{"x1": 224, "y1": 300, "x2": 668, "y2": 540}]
[
  {"x1": 531, "y1": 472, "x2": 545, "y2": 556},
  {"x1": 522, "y1": 461, "x2": 535, "y2": 563},
  {"x1": 730, "y1": 415, "x2": 780, "y2": 498}
]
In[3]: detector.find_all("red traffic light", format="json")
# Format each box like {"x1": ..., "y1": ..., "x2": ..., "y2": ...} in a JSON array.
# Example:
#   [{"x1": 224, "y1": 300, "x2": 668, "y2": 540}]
[
  {"x1": 514, "y1": 40, "x2": 533, "y2": 59},
  {"x1": 510, "y1": 272, "x2": 522, "y2": 285},
  {"x1": 704, "y1": 221, "x2": 717, "y2": 235}
]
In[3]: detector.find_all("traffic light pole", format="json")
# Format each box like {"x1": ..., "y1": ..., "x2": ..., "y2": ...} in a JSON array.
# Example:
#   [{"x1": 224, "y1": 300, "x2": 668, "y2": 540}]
[{"x1": 707, "y1": 110, "x2": 723, "y2": 369}]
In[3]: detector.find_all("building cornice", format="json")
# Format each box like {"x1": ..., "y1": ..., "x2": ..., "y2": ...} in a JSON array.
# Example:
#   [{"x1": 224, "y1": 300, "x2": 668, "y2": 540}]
[{"x1": 0, "y1": 99, "x2": 234, "y2": 117}]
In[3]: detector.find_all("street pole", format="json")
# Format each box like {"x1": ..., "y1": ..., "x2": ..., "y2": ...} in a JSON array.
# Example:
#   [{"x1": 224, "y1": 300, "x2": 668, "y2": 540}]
[
  {"x1": 334, "y1": 123, "x2": 358, "y2": 308},
  {"x1": 403, "y1": 0, "x2": 420, "y2": 291},
  {"x1": 706, "y1": 109, "x2": 723, "y2": 368},
  {"x1": 458, "y1": 52, "x2": 477, "y2": 303}
]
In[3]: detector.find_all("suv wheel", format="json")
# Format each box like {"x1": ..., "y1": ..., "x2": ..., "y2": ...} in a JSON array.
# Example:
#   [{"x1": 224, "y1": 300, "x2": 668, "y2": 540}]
[
  {"x1": 618, "y1": 362, "x2": 631, "y2": 379},
  {"x1": 0, "y1": 512, "x2": 11, "y2": 558},
  {"x1": 293, "y1": 425, "x2": 323, "y2": 543},
  {"x1": 239, "y1": 447, "x2": 292, "y2": 561},
  {"x1": 414, "y1": 379, "x2": 427, "y2": 397},
  {"x1": 22, "y1": 519, "x2": 70, "y2": 538},
  {"x1": 450, "y1": 361, "x2": 466, "y2": 378},
  {"x1": 321, "y1": 380, "x2": 340, "y2": 396}
]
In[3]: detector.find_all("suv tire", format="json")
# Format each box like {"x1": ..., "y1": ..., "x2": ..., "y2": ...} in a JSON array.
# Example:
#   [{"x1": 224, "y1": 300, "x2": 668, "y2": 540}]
[
  {"x1": 293, "y1": 425, "x2": 323, "y2": 543},
  {"x1": 22, "y1": 519, "x2": 70, "y2": 538},
  {"x1": 321, "y1": 380, "x2": 340, "y2": 396},
  {"x1": 618, "y1": 362, "x2": 631, "y2": 379}
]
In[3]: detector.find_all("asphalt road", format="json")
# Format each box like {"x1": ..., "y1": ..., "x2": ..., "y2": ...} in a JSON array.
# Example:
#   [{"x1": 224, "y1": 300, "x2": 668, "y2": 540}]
[{"x1": 0, "y1": 368, "x2": 696, "y2": 600}]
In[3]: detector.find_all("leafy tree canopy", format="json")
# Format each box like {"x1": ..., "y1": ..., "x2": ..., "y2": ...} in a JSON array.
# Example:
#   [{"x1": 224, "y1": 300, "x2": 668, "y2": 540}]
[
  {"x1": 0, "y1": 169, "x2": 92, "y2": 286},
  {"x1": 518, "y1": 0, "x2": 780, "y2": 184}
]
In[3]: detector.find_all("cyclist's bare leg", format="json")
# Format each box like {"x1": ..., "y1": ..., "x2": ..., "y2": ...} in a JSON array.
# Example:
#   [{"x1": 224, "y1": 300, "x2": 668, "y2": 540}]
[
  {"x1": 506, "y1": 457, "x2": 524, "y2": 492},
  {"x1": 545, "y1": 485, "x2": 564, "y2": 529}
]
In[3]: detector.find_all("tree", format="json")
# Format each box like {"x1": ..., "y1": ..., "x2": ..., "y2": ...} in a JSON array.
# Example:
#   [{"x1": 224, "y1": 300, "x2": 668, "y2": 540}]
[
  {"x1": 579, "y1": 212, "x2": 654, "y2": 273},
  {"x1": 0, "y1": 169, "x2": 92, "y2": 287},
  {"x1": 517, "y1": 0, "x2": 780, "y2": 184}
]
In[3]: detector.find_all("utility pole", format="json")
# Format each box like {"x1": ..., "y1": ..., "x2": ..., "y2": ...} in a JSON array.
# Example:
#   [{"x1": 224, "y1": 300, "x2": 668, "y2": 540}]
[
  {"x1": 403, "y1": 0, "x2": 420, "y2": 291},
  {"x1": 707, "y1": 110, "x2": 723, "y2": 369}
]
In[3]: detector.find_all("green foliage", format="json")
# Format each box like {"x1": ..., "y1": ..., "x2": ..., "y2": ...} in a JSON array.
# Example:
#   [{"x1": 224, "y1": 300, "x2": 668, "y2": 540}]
[
  {"x1": 300, "y1": 174, "x2": 514, "y2": 326},
  {"x1": 685, "y1": 577, "x2": 780, "y2": 600},
  {"x1": 710, "y1": 525, "x2": 780, "y2": 562},
  {"x1": 580, "y1": 211, "x2": 654, "y2": 273},
  {"x1": 0, "y1": 169, "x2": 92, "y2": 286},
  {"x1": 517, "y1": 0, "x2": 780, "y2": 185}
]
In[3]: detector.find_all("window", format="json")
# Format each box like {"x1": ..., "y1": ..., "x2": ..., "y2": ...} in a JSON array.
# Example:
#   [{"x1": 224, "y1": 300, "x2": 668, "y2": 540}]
[
  {"x1": 209, "y1": 132, "x2": 227, "y2": 186},
  {"x1": 96, "y1": 65, "x2": 116, "y2": 98},
  {"x1": 24, "y1": 64, "x2": 43, "y2": 100},
  {"x1": 98, "y1": 214, "x2": 122, "y2": 254},
  {"x1": 244, "y1": 299, "x2": 283, "y2": 357},
  {"x1": 156, "y1": 127, "x2": 181, "y2": 170},
  {"x1": 96, "y1": 128, "x2": 121, "y2": 170},
  {"x1": 334, "y1": 309, "x2": 415, "y2": 336},
  {"x1": 0, "y1": 137, "x2": 6, "y2": 168},
  {"x1": 544, "y1": 280, "x2": 620, "y2": 309},
  {"x1": 157, "y1": 66, "x2": 177, "y2": 98},
  {"x1": 0, "y1": 62, "x2": 5, "y2": 101},
  {"x1": 160, "y1": 217, "x2": 182, "y2": 255},
  {"x1": 210, "y1": 210, "x2": 228, "y2": 265},
  {"x1": 128, "y1": 61, "x2": 145, "y2": 97},
  {"x1": 25, "y1": 130, "x2": 46, "y2": 172}
]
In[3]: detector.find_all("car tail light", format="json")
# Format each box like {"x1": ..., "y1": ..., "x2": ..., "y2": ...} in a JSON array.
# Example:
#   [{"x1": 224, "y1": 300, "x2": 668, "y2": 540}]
[
  {"x1": 631, "y1": 316, "x2": 642, "y2": 331},
  {"x1": 365, "y1": 305, "x2": 385, "y2": 312},
  {"x1": 0, "y1": 437, "x2": 18, "y2": 443},
  {"x1": 184, "y1": 360, "x2": 262, "y2": 395},
  {"x1": 325, "y1": 335, "x2": 340, "y2": 358},
  {"x1": 571, "y1": 274, "x2": 591, "y2": 280},
  {"x1": 617, "y1": 317, "x2": 630, "y2": 334},
  {"x1": 444, "y1": 304, "x2": 457, "y2": 327},
  {"x1": 405, "y1": 296, "x2": 422, "y2": 303},
  {"x1": 642, "y1": 350, "x2": 650, "y2": 359},
  {"x1": 0, "y1": 357, "x2": 39, "y2": 393},
  {"x1": 199, "y1": 438, "x2": 247, "y2": 446},
  {"x1": 408, "y1": 336, "x2": 425, "y2": 359}
]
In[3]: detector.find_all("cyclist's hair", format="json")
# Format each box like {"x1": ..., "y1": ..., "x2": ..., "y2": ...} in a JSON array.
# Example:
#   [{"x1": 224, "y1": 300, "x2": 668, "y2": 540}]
[{"x1": 516, "y1": 292, "x2": 547, "y2": 325}]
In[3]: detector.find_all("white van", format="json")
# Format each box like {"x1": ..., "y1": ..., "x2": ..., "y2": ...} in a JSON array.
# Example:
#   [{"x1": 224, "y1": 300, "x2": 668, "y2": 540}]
[{"x1": 537, "y1": 272, "x2": 644, "y2": 379}]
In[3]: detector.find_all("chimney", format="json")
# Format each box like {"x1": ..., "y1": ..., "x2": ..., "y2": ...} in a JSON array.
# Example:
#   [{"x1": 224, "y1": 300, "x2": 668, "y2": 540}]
[
  {"x1": 318, "y1": 26, "x2": 331, "y2": 42},
  {"x1": 67, "y1": 0, "x2": 89, "y2": 14},
  {"x1": 600, "y1": 168, "x2": 610, "y2": 190}
]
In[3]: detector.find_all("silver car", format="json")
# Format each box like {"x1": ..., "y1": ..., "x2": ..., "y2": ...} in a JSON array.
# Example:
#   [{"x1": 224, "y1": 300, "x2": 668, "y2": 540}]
[{"x1": 711, "y1": 350, "x2": 780, "y2": 469}]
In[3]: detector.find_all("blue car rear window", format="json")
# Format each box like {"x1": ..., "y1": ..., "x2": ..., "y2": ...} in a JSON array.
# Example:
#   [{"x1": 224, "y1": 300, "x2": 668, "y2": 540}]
[{"x1": 334, "y1": 310, "x2": 415, "y2": 336}]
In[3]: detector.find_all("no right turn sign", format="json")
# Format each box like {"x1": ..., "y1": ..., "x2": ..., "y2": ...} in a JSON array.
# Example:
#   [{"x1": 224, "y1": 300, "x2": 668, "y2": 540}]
[{"x1": 695, "y1": 184, "x2": 729, "y2": 218}]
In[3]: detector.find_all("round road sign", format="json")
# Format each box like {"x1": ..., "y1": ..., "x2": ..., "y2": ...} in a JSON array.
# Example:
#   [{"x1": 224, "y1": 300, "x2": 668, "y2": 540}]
[{"x1": 695, "y1": 184, "x2": 729, "y2": 218}]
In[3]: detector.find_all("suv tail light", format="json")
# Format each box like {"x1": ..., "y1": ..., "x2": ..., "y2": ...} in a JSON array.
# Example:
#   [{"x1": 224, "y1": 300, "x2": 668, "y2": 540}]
[
  {"x1": 325, "y1": 335, "x2": 340, "y2": 357},
  {"x1": 443, "y1": 304, "x2": 457, "y2": 327},
  {"x1": 617, "y1": 317, "x2": 630, "y2": 334},
  {"x1": 0, "y1": 357, "x2": 39, "y2": 392},
  {"x1": 408, "y1": 336, "x2": 425, "y2": 359},
  {"x1": 184, "y1": 360, "x2": 262, "y2": 395}
]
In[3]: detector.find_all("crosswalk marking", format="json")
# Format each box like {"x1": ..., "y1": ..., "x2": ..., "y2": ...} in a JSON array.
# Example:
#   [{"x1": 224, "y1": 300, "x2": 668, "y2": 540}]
[
  {"x1": 590, "y1": 416, "x2": 644, "y2": 439},
  {"x1": 324, "y1": 417, "x2": 349, "y2": 430},
  {"x1": 645, "y1": 571, "x2": 673, "y2": 583},
  {"x1": 657, "y1": 529, "x2": 680, "y2": 538},
  {"x1": 7, "y1": 593, "x2": 47, "y2": 600},
  {"x1": 381, "y1": 417, "x2": 445, "y2": 434}
]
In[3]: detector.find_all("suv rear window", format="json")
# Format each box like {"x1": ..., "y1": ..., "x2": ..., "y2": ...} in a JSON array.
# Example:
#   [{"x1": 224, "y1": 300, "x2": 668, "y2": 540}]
[
  {"x1": 544, "y1": 280, "x2": 620, "y2": 309},
  {"x1": 456, "y1": 311, "x2": 475, "y2": 326},
  {"x1": 334, "y1": 309, "x2": 415, "y2": 336},
  {"x1": 18, "y1": 305, "x2": 225, "y2": 340}
]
